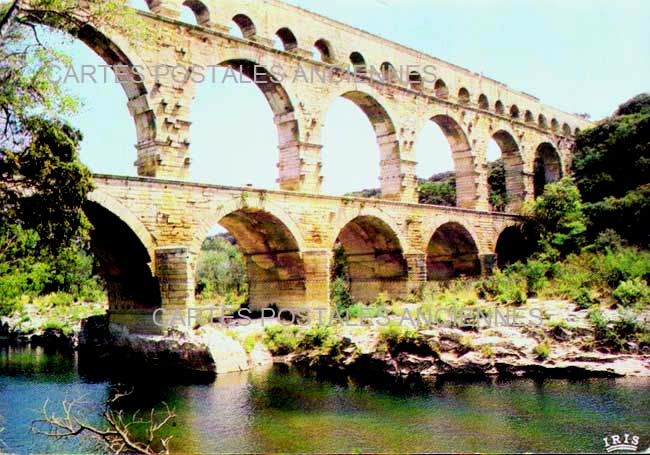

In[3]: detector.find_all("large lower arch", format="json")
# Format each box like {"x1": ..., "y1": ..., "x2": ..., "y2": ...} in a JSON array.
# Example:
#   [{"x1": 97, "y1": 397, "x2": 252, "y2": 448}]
[
  {"x1": 492, "y1": 130, "x2": 525, "y2": 212},
  {"x1": 533, "y1": 142, "x2": 563, "y2": 197},
  {"x1": 83, "y1": 200, "x2": 161, "y2": 312},
  {"x1": 323, "y1": 89, "x2": 401, "y2": 198},
  {"x1": 333, "y1": 215, "x2": 408, "y2": 303},
  {"x1": 196, "y1": 201, "x2": 307, "y2": 309},
  {"x1": 426, "y1": 222, "x2": 481, "y2": 280},
  {"x1": 495, "y1": 225, "x2": 531, "y2": 268}
]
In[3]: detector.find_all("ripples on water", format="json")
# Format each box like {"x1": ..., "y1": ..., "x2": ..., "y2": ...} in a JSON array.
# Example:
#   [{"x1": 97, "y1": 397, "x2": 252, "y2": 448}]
[{"x1": 0, "y1": 344, "x2": 649, "y2": 454}]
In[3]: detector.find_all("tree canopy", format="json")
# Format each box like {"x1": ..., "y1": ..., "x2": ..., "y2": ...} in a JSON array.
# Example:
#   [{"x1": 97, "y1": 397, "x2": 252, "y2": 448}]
[{"x1": 572, "y1": 93, "x2": 650, "y2": 246}]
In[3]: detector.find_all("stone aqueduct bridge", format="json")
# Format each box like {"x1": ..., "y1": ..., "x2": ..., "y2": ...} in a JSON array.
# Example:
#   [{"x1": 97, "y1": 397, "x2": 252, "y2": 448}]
[{"x1": 27, "y1": 0, "x2": 591, "y2": 327}]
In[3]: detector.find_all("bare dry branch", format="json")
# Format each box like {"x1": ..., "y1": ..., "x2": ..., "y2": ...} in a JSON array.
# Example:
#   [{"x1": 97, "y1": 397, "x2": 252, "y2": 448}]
[{"x1": 31, "y1": 389, "x2": 176, "y2": 455}]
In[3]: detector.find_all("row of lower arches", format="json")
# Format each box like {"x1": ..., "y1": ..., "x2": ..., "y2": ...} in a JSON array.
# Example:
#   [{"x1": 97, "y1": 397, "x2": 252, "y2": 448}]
[{"x1": 86, "y1": 200, "x2": 528, "y2": 310}]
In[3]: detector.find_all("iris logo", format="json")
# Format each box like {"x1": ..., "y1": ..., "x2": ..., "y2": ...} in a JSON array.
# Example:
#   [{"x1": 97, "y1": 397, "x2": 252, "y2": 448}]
[{"x1": 603, "y1": 434, "x2": 641, "y2": 453}]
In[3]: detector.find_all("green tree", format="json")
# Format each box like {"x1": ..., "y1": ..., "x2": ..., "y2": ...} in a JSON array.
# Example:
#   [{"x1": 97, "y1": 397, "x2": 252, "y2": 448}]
[
  {"x1": 487, "y1": 159, "x2": 508, "y2": 212},
  {"x1": 418, "y1": 180, "x2": 456, "y2": 206},
  {"x1": 0, "y1": 0, "x2": 150, "y2": 313},
  {"x1": 196, "y1": 235, "x2": 248, "y2": 299},
  {"x1": 523, "y1": 178, "x2": 587, "y2": 259},
  {"x1": 573, "y1": 93, "x2": 650, "y2": 245}
]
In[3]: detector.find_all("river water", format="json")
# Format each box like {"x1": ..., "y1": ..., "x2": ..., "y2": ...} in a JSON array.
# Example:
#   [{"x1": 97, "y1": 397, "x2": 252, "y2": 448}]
[{"x1": 0, "y1": 344, "x2": 649, "y2": 453}]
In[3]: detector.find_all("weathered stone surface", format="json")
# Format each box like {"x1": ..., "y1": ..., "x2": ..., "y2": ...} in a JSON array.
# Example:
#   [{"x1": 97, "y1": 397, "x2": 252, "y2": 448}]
[{"x1": 201, "y1": 326, "x2": 249, "y2": 374}]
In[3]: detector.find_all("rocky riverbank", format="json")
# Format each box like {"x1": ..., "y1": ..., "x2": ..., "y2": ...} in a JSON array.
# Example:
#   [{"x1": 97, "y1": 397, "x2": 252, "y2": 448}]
[
  {"x1": 0, "y1": 300, "x2": 106, "y2": 349},
  {"x1": 3, "y1": 299, "x2": 650, "y2": 382},
  {"x1": 286, "y1": 325, "x2": 650, "y2": 381}
]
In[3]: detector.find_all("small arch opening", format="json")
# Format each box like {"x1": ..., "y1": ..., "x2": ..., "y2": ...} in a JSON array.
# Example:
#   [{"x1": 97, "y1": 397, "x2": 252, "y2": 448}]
[
  {"x1": 231, "y1": 14, "x2": 256, "y2": 40},
  {"x1": 562, "y1": 123, "x2": 571, "y2": 136},
  {"x1": 525, "y1": 110, "x2": 534, "y2": 123},
  {"x1": 275, "y1": 27, "x2": 298, "y2": 51},
  {"x1": 350, "y1": 52, "x2": 367, "y2": 75},
  {"x1": 313, "y1": 38, "x2": 334, "y2": 63},
  {"x1": 380, "y1": 61, "x2": 399, "y2": 83},
  {"x1": 458, "y1": 87, "x2": 470, "y2": 104},
  {"x1": 510, "y1": 105, "x2": 520, "y2": 118},
  {"x1": 181, "y1": 0, "x2": 210, "y2": 25},
  {"x1": 409, "y1": 71, "x2": 423, "y2": 91},
  {"x1": 478, "y1": 94, "x2": 489, "y2": 110},
  {"x1": 551, "y1": 118, "x2": 560, "y2": 131},
  {"x1": 495, "y1": 100, "x2": 505, "y2": 115},
  {"x1": 538, "y1": 114, "x2": 548, "y2": 129},
  {"x1": 434, "y1": 79, "x2": 449, "y2": 98}
]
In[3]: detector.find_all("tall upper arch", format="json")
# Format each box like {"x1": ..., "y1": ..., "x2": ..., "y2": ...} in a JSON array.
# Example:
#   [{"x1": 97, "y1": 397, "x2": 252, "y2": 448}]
[
  {"x1": 416, "y1": 112, "x2": 478, "y2": 209},
  {"x1": 492, "y1": 129, "x2": 525, "y2": 212}
]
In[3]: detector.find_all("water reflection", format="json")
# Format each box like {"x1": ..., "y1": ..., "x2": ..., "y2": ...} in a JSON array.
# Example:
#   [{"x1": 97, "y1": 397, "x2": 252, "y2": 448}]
[{"x1": 0, "y1": 344, "x2": 649, "y2": 454}]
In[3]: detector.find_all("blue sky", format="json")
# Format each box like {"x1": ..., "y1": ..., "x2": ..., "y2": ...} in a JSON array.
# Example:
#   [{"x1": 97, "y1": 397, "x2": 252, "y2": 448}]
[{"x1": 46, "y1": 0, "x2": 649, "y2": 194}]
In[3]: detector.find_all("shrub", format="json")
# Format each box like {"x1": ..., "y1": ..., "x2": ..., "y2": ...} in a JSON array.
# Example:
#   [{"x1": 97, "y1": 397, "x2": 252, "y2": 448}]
[
  {"x1": 613, "y1": 278, "x2": 650, "y2": 307},
  {"x1": 42, "y1": 319, "x2": 72, "y2": 335},
  {"x1": 480, "y1": 345, "x2": 494, "y2": 358},
  {"x1": 498, "y1": 288, "x2": 527, "y2": 306},
  {"x1": 523, "y1": 178, "x2": 587, "y2": 258},
  {"x1": 375, "y1": 292, "x2": 391, "y2": 306},
  {"x1": 598, "y1": 249, "x2": 650, "y2": 289},
  {"x1": 379, "y1": 323, "x2": 418, "y2": 346},
  {"x1": 47, "y1": 292, "x2": 75, "y2": 306},
  {"x1": 592, "y1": 229, "x2": 626, "y2": 252},
  {"x1": 534, "y1": 340, "x2": 551, "y2": 360},
  {"x1": 476, "y1": 269, "x2": 526, "y2": 304},
  {"x1": 588, "y1": 306, "x2": 610, "y2": 340},
  {"x1": 459, "y1": 335, "x2": 475, "y2": 353},
  {"x1": 263, "y1": 325, "x2": 300, "y2": 355},
  {"x1": 572, "y1": 288, "x2": 597, "y2": 310},
  {"x1": 523, "y1": 260, "x2": 549, "y2": 296},
  {"x1": 612, "y1": 309, "x2": 641, "y2": 339},
  {"x1": 299, "y1": 325, "x2": 334, "y2": 349},
  {"x1": 243, "y1": 334, "x2": 259, "y2": 354},
  {"x1": 330, "y1": 277, "x2": 353, "y2": 308}
]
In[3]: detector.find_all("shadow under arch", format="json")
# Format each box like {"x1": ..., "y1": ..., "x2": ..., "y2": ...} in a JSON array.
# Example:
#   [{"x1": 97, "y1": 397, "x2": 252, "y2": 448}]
[
  {"x1": 199, "y1": 206, "x2": 307, "y2": 309},
  {"x1": 83, "y1": 200, "x2": 161, "y2": 311},
  {"x1": 495, "y1": 224, "x2": 532, "y2": 269},
  {"x1": 492, "y1": 129, "x2": 525, "y2": 212},
  {"x1": 426, "y1": 222, "x2": 481, "y2": 280},
  {"x1": 333, "y1": 214, "x2": 408, "y2": 303},
  {"x1": 534, "y1": 142, "x2": 563, "y2": 198}
]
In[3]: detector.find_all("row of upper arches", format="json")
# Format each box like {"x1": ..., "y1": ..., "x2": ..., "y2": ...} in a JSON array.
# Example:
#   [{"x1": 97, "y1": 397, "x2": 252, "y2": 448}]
[{"x1": 137, "y1": 0, "x2": 584, "y2": 138}]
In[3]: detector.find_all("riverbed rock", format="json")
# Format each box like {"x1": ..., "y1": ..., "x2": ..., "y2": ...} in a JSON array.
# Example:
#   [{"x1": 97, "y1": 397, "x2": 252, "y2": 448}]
[
  {"x1": 249, "y1": 342, "x2": 273, "y2": 367},
  {"x1": 201, "y1": 327, "x2": 249, "y2": 374}
]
